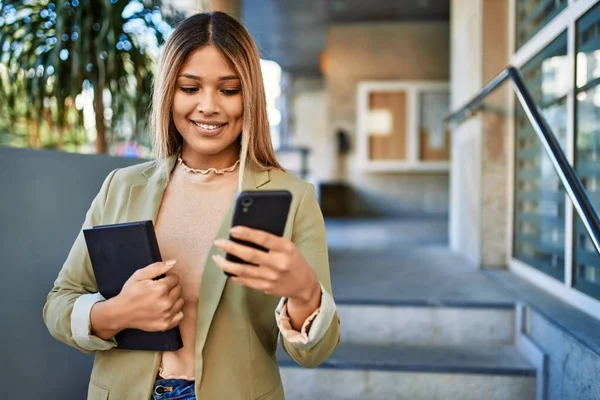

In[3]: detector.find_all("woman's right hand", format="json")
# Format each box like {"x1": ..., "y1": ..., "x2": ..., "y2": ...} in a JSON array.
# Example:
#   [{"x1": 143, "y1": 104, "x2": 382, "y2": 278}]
[{"x1": 90, "y1": 260, "x2": 184, "y2": 339}]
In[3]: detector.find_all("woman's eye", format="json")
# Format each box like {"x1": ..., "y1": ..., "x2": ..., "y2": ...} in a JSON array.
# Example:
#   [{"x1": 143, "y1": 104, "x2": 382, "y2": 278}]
[
  {"x1": 222, "y1": 89, "x2": 241, "y2": 96},
  {"x1": 180, "y1": 87, "x2": 198, "y2": 94}
]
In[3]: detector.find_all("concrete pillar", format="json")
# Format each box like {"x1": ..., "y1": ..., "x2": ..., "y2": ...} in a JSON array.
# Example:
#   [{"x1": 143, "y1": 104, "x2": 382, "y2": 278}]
[
  {"x1": 449, "y1": 0, "x2": 484, "y2": 266},
  {"x1": 481, "y1": 0, "x2": 509, "y2": 268},
  {"x1": 449, "y1": 0, "x2": 509, "y2": 268}
]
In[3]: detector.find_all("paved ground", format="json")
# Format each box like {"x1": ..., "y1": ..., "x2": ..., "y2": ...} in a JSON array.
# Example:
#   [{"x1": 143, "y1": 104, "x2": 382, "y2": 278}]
[{"x1": 325, "y1": 217, "x2": 514, "y2": 307}]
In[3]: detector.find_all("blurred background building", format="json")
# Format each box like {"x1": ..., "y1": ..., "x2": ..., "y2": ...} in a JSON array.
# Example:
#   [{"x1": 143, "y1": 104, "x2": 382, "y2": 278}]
[{"x1": 1, "y1": 0, "x2": 600, "y2": 399}]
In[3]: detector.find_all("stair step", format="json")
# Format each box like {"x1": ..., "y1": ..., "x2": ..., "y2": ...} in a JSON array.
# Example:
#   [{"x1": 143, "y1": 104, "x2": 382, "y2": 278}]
[
  {"x1": 278, "y1": 343, "x2": 536, "y2": 400},
  {"x1": 279, "y1": 342, "x2": 534, "y2": 376},
  {"x1": 337, "y1": 303, "x2": 515, "y2": 346}
]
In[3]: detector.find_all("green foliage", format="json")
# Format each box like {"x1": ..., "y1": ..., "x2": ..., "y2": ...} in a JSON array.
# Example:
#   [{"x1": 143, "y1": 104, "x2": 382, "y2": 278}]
[{"x1": 0, "y1": 0, "x2": 185, "y2": 154}]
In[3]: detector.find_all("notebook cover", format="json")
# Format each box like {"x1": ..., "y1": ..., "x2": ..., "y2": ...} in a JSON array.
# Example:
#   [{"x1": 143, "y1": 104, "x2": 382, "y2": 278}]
[{"x1": 83, "y1": 220, "x2": 183, "y2": 351}]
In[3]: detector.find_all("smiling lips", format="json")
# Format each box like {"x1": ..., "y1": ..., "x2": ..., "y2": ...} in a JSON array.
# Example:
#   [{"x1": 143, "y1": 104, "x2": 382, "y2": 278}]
[
  {"x1": 191, "y1": 120, "x2": 228, "y2": 136},
  {"x1": 192, "y1": 121, "x2": 226, "y2": 130}
]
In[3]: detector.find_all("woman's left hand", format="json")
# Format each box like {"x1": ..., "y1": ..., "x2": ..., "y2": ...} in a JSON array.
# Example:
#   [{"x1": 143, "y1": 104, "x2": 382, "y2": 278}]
[{"x1": 212, "y1": 226, "x2": 321, "y2": 304}]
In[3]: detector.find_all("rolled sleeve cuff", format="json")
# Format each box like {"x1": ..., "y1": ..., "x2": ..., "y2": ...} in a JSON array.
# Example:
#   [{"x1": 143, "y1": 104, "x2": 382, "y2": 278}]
[
  {"x1": 71, "y1": 292, "x2": 117, "y2": 351},
  {"x1": 275, "y1": 284, "x2": 336, "y2": 350}
]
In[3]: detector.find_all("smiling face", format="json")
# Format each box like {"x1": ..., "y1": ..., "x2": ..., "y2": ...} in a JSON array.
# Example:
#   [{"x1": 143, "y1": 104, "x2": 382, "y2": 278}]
[{"x1": 172, "y1": 45, "x2": 244, "y2": 169}]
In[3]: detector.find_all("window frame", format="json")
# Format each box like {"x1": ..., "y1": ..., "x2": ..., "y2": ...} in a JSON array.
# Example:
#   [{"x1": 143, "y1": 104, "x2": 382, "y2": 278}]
[
  {"x1": 356, "y1": 80, "x2": 450, "y2": 173},
  {"x1": 508, "y1": 0, "x2": 600, "y2": 320}
]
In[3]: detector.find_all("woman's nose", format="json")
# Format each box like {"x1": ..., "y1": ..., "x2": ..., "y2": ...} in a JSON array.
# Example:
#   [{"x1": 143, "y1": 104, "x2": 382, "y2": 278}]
[{"x1": 197, "y1": 90, "x2": 218, "y2": 115}]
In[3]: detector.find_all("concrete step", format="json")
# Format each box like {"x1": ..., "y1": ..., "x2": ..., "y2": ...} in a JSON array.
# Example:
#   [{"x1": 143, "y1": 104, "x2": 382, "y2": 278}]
[
  {"x1": 278, "y1": 343, "x2": 536, "y2": 400},
  {"x1": 337, "y1": 302, "x2": 515, "y2": 346}
]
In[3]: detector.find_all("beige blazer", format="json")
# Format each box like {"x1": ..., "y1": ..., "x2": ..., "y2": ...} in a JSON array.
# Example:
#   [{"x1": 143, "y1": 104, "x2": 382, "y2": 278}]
[{"x1": 43, "y1": 156, "x2": 341, "y2": 400}]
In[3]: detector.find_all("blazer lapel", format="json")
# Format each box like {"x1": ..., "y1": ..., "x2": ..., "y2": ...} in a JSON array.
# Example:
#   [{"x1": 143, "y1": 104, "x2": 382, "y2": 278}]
[
  {"x1": 194, "y1": 161, "x2": 270, "y2": 373},
  {"x1": 125, "y1": 156, "x2": 177, "y2": 223},
  {"x1": 125, "y1": 181, "x2": 164, "y2": 224}
]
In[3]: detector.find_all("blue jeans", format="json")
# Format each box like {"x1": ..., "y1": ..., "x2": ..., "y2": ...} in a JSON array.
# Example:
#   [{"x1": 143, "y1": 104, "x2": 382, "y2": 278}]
[{"x1": 152, "y1": 378, "x2": 196, "y2": 400}]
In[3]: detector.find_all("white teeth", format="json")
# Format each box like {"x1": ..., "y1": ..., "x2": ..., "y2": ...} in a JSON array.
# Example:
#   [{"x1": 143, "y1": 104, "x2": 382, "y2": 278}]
[{"x1": 192, "y1": 121, "x2": 224, "y2": 130}]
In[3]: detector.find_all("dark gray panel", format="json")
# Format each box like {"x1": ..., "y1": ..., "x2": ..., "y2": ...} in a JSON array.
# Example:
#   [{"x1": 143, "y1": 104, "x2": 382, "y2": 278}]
[
  {"x1": 327, "y1": 0, "x2": 450, "y2": 23},
  {"x1": 0, "y1": 147, "x2": 144, "y2": 399},
  {"x1": 241, "y1": 0, "x2": 327, "y2": 75}
]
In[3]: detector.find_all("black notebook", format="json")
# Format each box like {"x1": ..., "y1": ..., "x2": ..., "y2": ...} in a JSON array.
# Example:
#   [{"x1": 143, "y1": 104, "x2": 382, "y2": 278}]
[{"x1": 83, "y1": 220, "x2": 183, "y2": 351}]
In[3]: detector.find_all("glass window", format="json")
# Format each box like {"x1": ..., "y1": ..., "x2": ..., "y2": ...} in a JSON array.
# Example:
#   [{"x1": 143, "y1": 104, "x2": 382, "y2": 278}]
[
  {"x1": 514, "y1": 32, "x2": 569, "y2": 281},
  {"x1": 575, "y1": 3, "x2": 600, "y2": 300},
  {"x1": 516, "y1": 0, "x2": 568, "y2": 50},
  {"x1": 418, "y1": 92, "x2": 450, "y2": 162}
]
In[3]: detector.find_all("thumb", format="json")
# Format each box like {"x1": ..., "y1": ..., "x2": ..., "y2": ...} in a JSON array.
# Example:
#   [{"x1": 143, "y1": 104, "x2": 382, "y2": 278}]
[{"x1": 134, "y1": 260, "x2": 177, "y2": 281}]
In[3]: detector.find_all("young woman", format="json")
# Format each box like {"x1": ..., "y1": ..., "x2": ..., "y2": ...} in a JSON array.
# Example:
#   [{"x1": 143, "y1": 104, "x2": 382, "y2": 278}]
[{"x1": 43, "y1": 11, "x2": 340, "y2": 400}]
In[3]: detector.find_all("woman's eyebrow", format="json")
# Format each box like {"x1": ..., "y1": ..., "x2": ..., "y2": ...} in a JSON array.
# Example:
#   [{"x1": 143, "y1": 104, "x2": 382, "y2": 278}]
[
  {"x1": 219, "y1": 75, "x2": 240, "y2": 81},
  {"x1": 178, "y1": 74, "x2": 240, "y2": 81}
]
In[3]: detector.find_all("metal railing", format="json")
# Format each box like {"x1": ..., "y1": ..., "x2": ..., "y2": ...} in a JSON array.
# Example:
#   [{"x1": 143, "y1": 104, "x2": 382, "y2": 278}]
[{"x1": 444, "y1": 65, "x2": 600, "y2": 256}]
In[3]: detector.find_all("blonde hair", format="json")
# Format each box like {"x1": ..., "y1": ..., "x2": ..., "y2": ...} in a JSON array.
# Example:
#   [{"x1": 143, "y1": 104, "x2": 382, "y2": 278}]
[{"x1": 150, "y1": 12, "x2": 282, "y2": 184}]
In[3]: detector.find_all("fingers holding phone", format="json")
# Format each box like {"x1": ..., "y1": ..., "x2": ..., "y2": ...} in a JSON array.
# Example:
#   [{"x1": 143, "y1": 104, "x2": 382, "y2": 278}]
[
  {"x1": 213, "y1": 226, "x2": 320, "y2": 302},
  {"x1": 220, "y1": 190, "x2": 291, "y2": 270}
]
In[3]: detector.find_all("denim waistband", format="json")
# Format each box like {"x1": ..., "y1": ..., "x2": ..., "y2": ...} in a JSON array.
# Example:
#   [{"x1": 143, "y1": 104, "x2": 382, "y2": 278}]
[{"x1": 152, "y1": 378, "x2": 195, "y2": 400}]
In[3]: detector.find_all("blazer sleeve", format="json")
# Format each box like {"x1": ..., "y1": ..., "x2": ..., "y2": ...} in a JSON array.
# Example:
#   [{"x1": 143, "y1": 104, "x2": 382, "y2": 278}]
[
  {"x1": 280, "y1": 183, "x2": 341, "y2": 368},
  {"x1": 42, "y1": 169, "x2": 120, "y2": 354}
]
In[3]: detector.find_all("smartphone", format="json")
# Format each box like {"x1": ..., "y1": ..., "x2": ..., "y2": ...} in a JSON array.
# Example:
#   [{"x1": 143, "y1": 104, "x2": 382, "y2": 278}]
[{"x1": 225, "y1": 190, "x2": 293, "y2": 276}]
